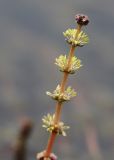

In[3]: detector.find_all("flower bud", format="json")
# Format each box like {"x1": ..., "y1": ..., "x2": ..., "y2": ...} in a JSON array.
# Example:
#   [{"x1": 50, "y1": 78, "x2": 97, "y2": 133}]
[{"x1": 75, "y1": 14, "x2": 89, "y2": 26}]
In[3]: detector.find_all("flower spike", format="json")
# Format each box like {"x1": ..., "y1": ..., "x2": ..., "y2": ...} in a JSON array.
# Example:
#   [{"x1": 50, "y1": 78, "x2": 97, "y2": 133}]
[{"x1": 36, "y1": 14, "x2": 90, "y2": 159}]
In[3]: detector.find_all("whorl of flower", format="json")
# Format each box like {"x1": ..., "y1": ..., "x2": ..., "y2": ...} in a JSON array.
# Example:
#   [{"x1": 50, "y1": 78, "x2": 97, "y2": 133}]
[
  {"x1": 55, "y1": 55, "x2": 82, "y2": 74},
  {"x1": 75, "y1": 14, "x2": 89, "y2": 26},
  {"x1": 37, "y1": 150, "x2": 57, "y2": 160},
  {"x1": 46, "y1": 85, "x2": 76, "y2": 102},
  {"x1": 63, "y1": 29, "x2": 89, "y2": 47},
  {"x1": 42, "y1": 114, "x2": 70, "y2": 136}
]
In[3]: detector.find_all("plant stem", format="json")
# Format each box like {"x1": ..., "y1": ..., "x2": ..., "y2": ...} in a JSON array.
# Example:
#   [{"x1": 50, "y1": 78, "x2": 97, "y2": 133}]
[
  {"x1": 44, "y1": 24, "x2": 81, "y2": 158},
  {"x1": 75, "y1": 24, "x2": 81, "y2": 39},
  {"x1": 60, "y1": 72, "x2": 68, "y2": 93},
  {"x1": 44, "y1": 132, "x2": 56, "y2": 157},
  {"x1": 54, "y1": 102, "x2": 62, "y2": 124}
]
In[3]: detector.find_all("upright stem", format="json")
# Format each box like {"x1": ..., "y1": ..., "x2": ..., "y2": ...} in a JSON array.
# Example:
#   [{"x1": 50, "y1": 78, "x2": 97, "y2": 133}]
[
  {"x1": 75, "y1": 24, "x2": 81, "y2": 39},
  {"x1": 67, "y1": 46, "x2": 75, "y2": 69},
  {"x1": 60, "y1": 72, "x2": 68, "y2": 93},
  {"x1": 44, "y1": 24, "x2": 81, "y2": 158},
  {"x1": 54, "y1": 102, "x2": 62, "y2": 124},
  {"x1": 44, "y1": 132, "x2": 56, "y2": 158}
]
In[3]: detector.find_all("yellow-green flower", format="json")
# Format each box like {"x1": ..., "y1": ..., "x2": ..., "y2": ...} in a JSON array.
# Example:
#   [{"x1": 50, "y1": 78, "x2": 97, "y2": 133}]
[
  {"x1": 42, "y1": 114, "x2": 70, "y2": 136},
  {"x1": 46, "y1": 85, "x2": 76, "y2": 102},
  {"x1": 55, "y1": 55, "x2": 82, "y2": 74},
  {"x1": 63, "y1": 29, "x2": 89, "y2": 47}
]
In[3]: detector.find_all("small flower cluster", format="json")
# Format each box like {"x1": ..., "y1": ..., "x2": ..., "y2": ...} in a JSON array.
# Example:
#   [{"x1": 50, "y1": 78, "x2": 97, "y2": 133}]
[
  {"x1": 46, "y1": 85, "x2": 76, "y2": 102},
  {"x1": 37, "y1": 150, "x2": 57, "y2": 160},
  {"x1": 55, "y1": 55, "x2": 82, "y2": 74},
  {"x1": 42, "y1": 114, "x2": 70, "y2": 136},
  {"x1": 63, "y1": 29, "x2": 89, "y2": 47},
  {"x1": 75, "y1": 14, "x2": 89, "y2": 26}
]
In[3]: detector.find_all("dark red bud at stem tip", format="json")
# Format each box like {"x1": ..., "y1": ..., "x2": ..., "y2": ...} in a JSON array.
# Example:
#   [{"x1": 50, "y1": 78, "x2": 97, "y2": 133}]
[{"x1": 75, "y1": 14, "x2": 89, "y2": 26}]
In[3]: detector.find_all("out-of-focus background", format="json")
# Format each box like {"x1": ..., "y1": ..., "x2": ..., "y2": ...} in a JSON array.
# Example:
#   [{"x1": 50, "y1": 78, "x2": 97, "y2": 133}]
[{"x1": 0, "y1": 0, "x2": 114, "y2": 160}]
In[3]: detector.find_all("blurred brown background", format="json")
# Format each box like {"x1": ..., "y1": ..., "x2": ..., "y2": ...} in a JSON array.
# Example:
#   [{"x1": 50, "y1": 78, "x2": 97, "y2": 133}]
[{"x1": 0, "y1": 0, "x2": 114, "y2": 160}]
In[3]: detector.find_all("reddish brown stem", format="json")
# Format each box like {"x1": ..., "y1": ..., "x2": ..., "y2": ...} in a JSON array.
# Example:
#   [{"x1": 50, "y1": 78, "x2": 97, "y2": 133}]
[
  {"x1": 44, "y1": 24, "x2": 82, "y2": 158},
  {"x1": 44, "y1": 132, "x2": 56, "y2": 157},
  {"x1": 60, "y1": 72, "x2": 68, "y2": 93},
  {"x1": 54, "y1": 102, "x2": 62, "y2": 124},
  {"x1": 67, "y1": 46, "x2": 75, "y2": 69}
]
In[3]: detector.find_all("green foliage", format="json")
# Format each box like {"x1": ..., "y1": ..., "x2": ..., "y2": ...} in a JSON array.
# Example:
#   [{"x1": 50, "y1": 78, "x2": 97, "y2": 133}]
[
  {"x1": 63, "y1": 29, "x2": 89, "y2": 47},
  {"x1": 46, "y1": 85, "x2": 76, "y2": 102},
  {"x1": 42, "y1": 114, "x2": 70, "y2": 136},
  {"x1": 55, "y1": 55, "x2": 82, "y2": 74}
]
